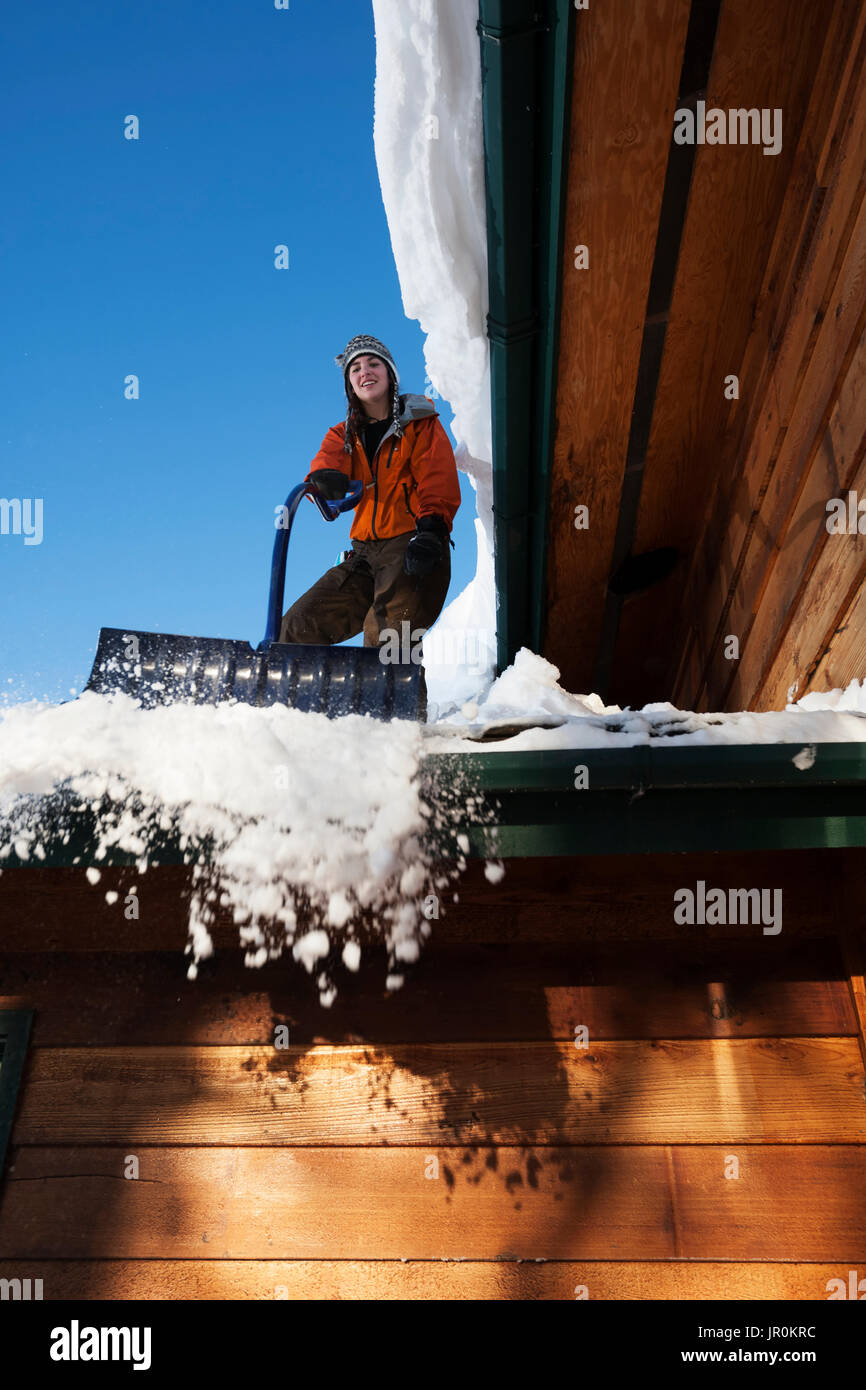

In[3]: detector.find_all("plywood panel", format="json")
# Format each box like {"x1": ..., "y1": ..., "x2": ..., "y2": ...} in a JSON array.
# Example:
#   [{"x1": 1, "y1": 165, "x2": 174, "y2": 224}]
[
  {"x1": 2, "y1": 1145, "x2": 865, "y2": 1260},
  {"x1": 12, "y1": 1038, "x2": 866, "y2": 1146},
  {"x1": 543, "y1": 0, "x2": 691, "y2": 693}
]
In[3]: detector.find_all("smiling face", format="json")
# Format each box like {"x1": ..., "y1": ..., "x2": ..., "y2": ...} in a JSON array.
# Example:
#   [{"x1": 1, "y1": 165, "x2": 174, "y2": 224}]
[{"x1": 348, "y1": 354, "x2": 392, "y2": 418}]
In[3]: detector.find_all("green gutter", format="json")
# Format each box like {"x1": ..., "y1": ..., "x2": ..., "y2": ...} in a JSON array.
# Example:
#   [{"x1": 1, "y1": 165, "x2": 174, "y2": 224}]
[
  {"x1": 478, "y1": 0, "x2": 574, "y2": 671},
  {"x1": 431, "y1": 742, "x2": 866, "y2": 857}
]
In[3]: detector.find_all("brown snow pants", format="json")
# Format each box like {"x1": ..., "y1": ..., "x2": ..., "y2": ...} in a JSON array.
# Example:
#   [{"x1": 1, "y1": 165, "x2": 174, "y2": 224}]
[{"x1": 279, "y1": 531, "x2": 451, "y2": 648}]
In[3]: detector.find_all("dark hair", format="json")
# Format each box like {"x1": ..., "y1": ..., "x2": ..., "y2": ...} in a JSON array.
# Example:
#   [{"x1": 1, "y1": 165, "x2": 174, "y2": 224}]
[{"x1": 343, "y1": 361, "x2": 397, "y2": 454}]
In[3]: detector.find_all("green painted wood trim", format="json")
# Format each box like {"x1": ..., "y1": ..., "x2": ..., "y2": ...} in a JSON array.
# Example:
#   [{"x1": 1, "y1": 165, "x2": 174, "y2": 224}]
[
  {"x1": 0, "y1": 1009, "x2": 32, "y2": 1184},
  {"x1": 478, "y1": 0, "x2": 575, "y2": 669}
]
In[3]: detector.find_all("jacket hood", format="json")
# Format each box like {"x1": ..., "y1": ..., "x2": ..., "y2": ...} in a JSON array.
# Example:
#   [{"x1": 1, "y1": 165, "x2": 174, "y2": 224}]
[{"x1": 397, "y1": 393, "x2": 438, "y2": 424}]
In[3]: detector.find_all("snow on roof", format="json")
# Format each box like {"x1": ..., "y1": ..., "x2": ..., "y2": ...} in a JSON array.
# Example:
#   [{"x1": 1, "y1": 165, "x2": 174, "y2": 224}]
[
  {"x1": 423, "y1": 649, "x2": 866, "y2": 751},
  {"x1": 372, "y1": 0, "x2": 497, "y2": 708},
  {"x1": 0, "y1": 693, "x2": 478, "y2": 1004}
]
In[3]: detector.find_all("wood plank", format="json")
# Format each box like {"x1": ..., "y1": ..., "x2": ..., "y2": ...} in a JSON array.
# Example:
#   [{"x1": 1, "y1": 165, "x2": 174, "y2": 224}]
[
  {"x1": 671, "y1": 1144, "x2": 866, "y2": 1260},
  {"x1": 3, "y1": 850, "x2": 864, "y2": 949},
  {"x1": 841, "y1": 926, "x2": 866, "y2": 1075},
  {"x1": 696, "y1": 43, "x2": 866, "y2": 708},
  {"x1": 753, "y1": 437, "x2": 866, "y2": 708},
  {"x1": 712, "y1": 0, "x2": 866, "y2": 524},
  {"x1": 804, "y1": 576, "x2": 866, "y2": 694},
  {"x1": 688, "y1": 393, "x2": 784, "y2": 710},
  {"x1": 1, "y1": 938, "x2": 854, "y2": 1045},
  {"x1": 673, "y1": 10, "x2": 866, "y2": 708},
  {"x1": 543, "y1": 0, "x2": 691, "y2": 694},
  {"x1": 713, "y1": 4, "x2": 866, "y2": 512},
  {"x1": 610, "y1": 0, "x2": 830, "y2": 705},
  {"x1": 728, "y1": 322, "x2": 866, "y2": 709},
  {"x1": 816, "y1": 1, "x2": 866, "y2": 182},
  {"x1": 0, "y1": 864, "x2": 198, "y2": 951},
  {"x1": 0, "y1": 1258, "x2": 857, "y2": 1301},
  {"x1": 2, "y1": 1144, "x2": 865, "y2": 1260},
  {"x1": 11, "y1": 1038, "x2": 866, "y2": 1146},
  {"x1": 672, "y1": 0, "x2": 861, "y2": 714},
  {"x1": 704, "y1": 184, "x2": 866, "y2": 708},
  {"x1": 770, "y1": 30, "x2": 866, "y2": 440}
]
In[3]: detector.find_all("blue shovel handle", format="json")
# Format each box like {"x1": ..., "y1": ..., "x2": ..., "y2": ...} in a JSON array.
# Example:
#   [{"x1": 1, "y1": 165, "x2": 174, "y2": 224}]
[
  {"x1": 262, "y1": 479, "x2": 363, "y2": 645},
  {"x1": 310, "y1": 477, "x2": 364, "y2": 522}
]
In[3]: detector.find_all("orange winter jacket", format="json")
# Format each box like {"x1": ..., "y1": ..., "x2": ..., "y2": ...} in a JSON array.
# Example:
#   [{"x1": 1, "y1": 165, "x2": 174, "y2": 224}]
[{"x1": 306, "y1": 394, "x2": 461, "y2": 542}]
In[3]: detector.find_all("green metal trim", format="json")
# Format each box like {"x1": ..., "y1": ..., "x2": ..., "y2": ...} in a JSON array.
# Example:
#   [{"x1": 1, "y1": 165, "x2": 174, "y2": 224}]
[
  {"x1": 0, "y1": 1009, "x2": 32, "y2": 1185},
  {"x1": 437, "y1": 741, "x2": 866, "y2": 792},
  {"x1": 425, "y1": 741, "x2": 866, "y2": 856},
  {"x1": 460, "y1": 797, "x2": 866, "y2": 857},
  {"x1": 530, "y1": 0, "x2": 575, "y2": 661},
  {"x1": 478, "y1": 0, "x2": 575, "y2": 671}
]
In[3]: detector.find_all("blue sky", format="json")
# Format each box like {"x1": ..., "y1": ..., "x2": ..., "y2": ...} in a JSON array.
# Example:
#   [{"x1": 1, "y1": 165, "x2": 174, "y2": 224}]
[{"x1": 0, "y1": 0, "x2": 478, "y2": 702}]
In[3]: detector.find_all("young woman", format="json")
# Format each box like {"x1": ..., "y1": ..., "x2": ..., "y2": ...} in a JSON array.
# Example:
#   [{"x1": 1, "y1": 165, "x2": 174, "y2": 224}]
[{"x1": 279, "y1": 334, "x2": 461, "y2": 650}]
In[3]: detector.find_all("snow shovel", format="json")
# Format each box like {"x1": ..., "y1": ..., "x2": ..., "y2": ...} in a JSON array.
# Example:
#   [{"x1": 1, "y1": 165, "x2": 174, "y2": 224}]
[{"x1": 84, "y1": 480, "x2": 426, "y2": 720}]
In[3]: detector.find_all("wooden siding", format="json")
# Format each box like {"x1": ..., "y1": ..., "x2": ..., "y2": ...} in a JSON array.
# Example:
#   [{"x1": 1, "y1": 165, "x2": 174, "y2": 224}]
[
  {"x1": 1, "y1": 853, "x2": 866, "y2": 1298},
  {"x1": 544, "y1": 0, "x2": 866, "y2": 712},
  {"x1": 612, "y1": 0, "x2": 836, "y2": 703},
  {"x1": 666, "y1": 0, "x2": 866, "y2": 709}
]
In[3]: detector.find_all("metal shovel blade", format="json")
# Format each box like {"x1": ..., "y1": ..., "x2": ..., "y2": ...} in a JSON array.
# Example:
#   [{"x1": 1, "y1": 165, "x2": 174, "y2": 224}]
[{"x1": 84, "y1": 628, "x2": 425, "y2": 721}]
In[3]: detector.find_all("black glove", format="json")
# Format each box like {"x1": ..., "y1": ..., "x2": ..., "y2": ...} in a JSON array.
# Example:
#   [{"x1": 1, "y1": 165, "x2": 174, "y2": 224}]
[
  {"x1": 309, "y1": 469, "x2": 351, "y2": 502},
  {"x1": 404, "y1": 515, "x2": 449, "y2": 577}
]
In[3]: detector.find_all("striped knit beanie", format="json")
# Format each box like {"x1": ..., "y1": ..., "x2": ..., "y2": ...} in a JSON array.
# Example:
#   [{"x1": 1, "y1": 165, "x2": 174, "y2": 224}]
[{"x1": 335, "y1": 334, "x2": 403, "y2": 455}]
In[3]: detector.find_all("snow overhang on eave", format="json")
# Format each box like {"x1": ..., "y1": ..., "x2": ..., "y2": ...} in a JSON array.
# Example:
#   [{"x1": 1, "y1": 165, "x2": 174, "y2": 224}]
[{"x1": 5, "y1": 742, "x2": 865, "y2": 870}]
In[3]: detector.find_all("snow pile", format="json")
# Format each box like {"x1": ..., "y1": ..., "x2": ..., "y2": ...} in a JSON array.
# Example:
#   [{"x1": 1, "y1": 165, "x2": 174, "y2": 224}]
[
  {"x1": 0, "y1": 694, "x2": 480, "y2": 1004},
  {"x1": 372, "y1": 0, "x2": 497, "y2": 712},
  {"x1": 789, "y1": 679, "x2": 866, "y2": 713},
  {"x1": 423, "y1": 650, "x2": 866, "y2": 750}
]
